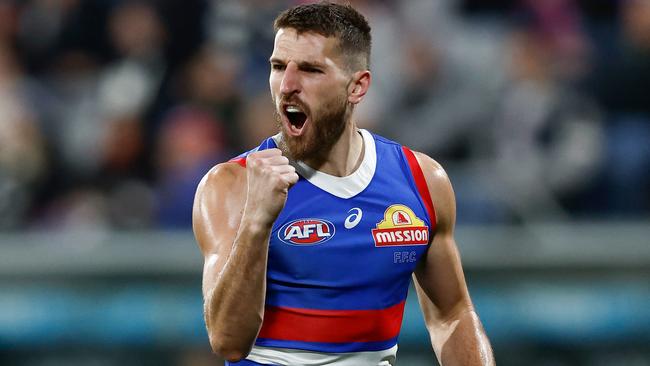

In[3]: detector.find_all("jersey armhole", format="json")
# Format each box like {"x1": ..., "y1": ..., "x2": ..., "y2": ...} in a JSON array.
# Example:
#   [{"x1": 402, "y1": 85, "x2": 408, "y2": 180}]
[
  {"x1": 228, "y1": 135, "x2": 279, "y2": 168},
  {"x1": 401, "y1": 146, "x2": 437, "y2": 233},
  {"x1": 229, "y1": 156, "x2": 247, "y2": 167}
]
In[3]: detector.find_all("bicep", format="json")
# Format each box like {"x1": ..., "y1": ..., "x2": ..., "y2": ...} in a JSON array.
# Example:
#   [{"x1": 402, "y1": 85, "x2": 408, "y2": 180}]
[
  {"x1": 192, "y1": 163, "x2": 247, "y2": 296},
  {"x1": 412, "y1": 152, "x2": 472, "y2": 323},
  {"x1": 414, "y1": 233, "x2": 471, "y2": 322}
]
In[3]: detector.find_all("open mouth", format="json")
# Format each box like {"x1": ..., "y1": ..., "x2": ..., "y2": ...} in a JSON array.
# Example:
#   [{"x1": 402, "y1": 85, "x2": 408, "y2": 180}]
[{"x1": 283, "y1": 104, "x2": 309, "y2": 135}]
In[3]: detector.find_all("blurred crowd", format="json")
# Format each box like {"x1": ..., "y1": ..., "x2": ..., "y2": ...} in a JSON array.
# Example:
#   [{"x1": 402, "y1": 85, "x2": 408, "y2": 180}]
[{"x1": 0, "y1": 0, "x2": 648, "y2": 232}]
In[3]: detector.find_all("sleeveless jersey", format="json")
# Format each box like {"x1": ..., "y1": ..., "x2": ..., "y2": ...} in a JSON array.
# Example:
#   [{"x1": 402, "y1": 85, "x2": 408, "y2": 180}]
[{"x1": 226, "y1": 129, "x2": 436, "y2": 366}]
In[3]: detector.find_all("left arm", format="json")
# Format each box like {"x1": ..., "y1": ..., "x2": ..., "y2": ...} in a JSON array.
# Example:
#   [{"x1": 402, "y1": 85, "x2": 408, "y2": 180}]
[{"x1": 412, "y1": 152, "x2": 494, "y2": 366}]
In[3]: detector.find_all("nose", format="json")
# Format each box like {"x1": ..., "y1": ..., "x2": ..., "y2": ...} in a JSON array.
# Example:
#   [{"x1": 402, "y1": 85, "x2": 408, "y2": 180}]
[{"x1": 280, "y1": 61, "x2": 300, "y2": 97}]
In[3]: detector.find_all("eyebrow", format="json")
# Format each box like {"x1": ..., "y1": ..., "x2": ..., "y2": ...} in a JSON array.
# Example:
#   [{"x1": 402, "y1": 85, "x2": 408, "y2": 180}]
[{"x1": 269, "y1": 57, "x2": 327, "y2": 69}]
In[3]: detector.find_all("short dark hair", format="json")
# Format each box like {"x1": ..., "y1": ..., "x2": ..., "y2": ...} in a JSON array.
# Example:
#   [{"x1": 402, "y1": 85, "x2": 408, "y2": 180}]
[{"x1": 273, "y1": 1, "x2": 372, "y2": 71}]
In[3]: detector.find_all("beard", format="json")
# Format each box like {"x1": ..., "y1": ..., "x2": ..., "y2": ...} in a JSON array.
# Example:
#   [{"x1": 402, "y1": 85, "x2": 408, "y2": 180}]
[{"x1": 275, "y1": 92, "x2": 350, "y2": 163}]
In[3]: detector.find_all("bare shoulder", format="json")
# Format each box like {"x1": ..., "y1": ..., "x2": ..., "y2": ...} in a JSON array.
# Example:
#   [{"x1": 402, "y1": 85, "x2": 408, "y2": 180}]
[
  {"x1": 197, "y1": 161, "x2": 246, "y2": 193},
  {"x1": 193, "y1": 161, "x2": 247, "y2": 256},
  {"x1": 194, "y1": 162, "x2": 247, "y2": 213},
  {"x1": 411, "y1": 151, "x2": 447, "y2": 182},
  {"x1": 411, "y1": 151, "x2": 456, "y2": 229}
]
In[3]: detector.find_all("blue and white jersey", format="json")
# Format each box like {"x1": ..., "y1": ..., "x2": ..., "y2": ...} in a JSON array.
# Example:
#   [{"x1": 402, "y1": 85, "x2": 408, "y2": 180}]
[{"x1": 227, "y1": 129, "x2": 436, "y2": 366}]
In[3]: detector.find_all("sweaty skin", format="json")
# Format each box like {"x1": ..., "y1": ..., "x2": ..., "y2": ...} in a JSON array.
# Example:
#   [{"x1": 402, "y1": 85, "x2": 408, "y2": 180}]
[
  {"x1": 194, "y1": 149, "x2": 298, "y2": 362},
  {"x1": 412, "y1": 152, "x2": 495, "y2": 366},
  {"x1": 193, "y1": 28, "x2": 494, "y2": 365}
]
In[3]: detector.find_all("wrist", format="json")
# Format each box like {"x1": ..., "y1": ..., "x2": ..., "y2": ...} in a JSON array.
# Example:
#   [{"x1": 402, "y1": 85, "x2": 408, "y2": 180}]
[{"x1": 240, "y1": 210, "x2": 275, "y2": 235}]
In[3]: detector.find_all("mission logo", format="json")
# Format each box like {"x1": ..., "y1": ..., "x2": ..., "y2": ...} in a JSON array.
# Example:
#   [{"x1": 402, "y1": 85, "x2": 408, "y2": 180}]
[
  {"x1": 372, "y1": 204, "x2": 429, "y2": 247},
  {"x1": 278, "y1": 218, "x2": 335, "y2": 245}
]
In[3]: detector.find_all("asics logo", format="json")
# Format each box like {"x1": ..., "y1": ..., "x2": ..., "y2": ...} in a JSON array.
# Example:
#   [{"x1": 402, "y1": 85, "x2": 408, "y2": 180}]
[{"x1": 344, "y1": 208, "x2": 363, "y2": 229}]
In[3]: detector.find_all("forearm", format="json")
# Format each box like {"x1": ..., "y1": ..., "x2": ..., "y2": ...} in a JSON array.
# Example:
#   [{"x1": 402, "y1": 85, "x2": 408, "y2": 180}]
[
  {"x1": 204, "y1": 217, "x2": 272, "y2": 360},
  {"x1": 438, "y1": 310, "x2": 494, "y2": 366}
]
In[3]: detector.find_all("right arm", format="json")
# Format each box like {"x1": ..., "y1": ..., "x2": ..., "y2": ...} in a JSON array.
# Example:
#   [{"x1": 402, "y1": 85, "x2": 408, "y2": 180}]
[{"x1": 192, "y1": 149, "x2": 298, "y2": 362}]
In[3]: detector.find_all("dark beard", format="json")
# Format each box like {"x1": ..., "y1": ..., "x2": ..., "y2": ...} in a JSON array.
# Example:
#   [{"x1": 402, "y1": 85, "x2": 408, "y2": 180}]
[{"x1": 275, "y1": 94, "x2": 349, "y2": 164}]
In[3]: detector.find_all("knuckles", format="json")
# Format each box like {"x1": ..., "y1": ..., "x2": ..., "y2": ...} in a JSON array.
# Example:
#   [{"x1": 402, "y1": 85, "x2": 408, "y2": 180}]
[
  {"x1": 246, "y1": 156, "x2": 259, "y2": 169},
  {"x1": 245, "y1": 150, "x2": 295, "y2": 188}
]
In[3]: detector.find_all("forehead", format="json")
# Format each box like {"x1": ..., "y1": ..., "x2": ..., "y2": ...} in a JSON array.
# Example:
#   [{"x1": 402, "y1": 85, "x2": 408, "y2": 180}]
[{"x1": 271, "y1": 28, "x2": 341, "y2": 63}]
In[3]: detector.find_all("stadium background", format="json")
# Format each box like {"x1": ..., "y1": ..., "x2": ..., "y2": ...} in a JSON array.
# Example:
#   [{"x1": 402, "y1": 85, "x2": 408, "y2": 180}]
[{"x1": 0, "y1": 0, "x2": 649, "y2": 365}]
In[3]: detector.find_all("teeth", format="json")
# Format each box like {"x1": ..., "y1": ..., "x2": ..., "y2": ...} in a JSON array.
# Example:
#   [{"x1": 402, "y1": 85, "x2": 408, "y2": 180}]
[{"x1": 285, "y1": 106, "x2": 302, "y2": 113}]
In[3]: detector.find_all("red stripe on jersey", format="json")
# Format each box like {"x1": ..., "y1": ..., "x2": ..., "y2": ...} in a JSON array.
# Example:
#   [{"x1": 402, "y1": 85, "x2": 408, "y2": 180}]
[
  {"x1": 401, "y1": 146, "x2": 437, "y2": 232},
  {"x1": 258, "y1": 301, "x2": 405, "y2": 343},
  {"x1": 229, "y1": 156, "x2": 246, "y2": 167}
]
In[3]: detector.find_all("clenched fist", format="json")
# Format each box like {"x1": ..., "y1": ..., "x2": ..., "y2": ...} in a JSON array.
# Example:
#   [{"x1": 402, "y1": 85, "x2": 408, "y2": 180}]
[{"x1": 243, "y1": 149, "x2": 299, "y2": 226}]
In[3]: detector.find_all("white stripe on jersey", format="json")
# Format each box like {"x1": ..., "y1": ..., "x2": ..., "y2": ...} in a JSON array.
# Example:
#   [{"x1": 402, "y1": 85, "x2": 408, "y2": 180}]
[{"x1": 246, "y1": 344, "x2": 397, "y2": 366}]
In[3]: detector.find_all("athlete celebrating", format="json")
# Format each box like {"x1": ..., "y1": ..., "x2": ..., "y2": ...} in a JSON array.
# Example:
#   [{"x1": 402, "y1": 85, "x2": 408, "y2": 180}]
[{"x1": 193, "y1": 2, "x2": 494, "y2": 365}]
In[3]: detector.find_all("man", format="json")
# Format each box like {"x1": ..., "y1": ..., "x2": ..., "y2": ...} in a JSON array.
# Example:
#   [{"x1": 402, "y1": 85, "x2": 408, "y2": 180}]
[{"x1": 193, "y1": 2, "x2": 494, "y2": 365}]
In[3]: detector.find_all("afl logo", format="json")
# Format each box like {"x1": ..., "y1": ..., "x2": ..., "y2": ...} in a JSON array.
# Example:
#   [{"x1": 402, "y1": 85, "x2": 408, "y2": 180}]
[{"x1": 278, "y1": 218, "x2": 336, "y2": 246}]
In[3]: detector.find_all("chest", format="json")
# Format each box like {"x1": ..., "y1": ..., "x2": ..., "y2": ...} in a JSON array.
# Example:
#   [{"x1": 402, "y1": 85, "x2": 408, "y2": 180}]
[{"x1": 267, "y1": 177, "x2": 431, "y2": 289}]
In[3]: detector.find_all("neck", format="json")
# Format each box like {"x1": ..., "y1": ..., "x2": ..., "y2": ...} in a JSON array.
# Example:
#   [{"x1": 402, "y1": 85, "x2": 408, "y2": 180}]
[{"x1": 302, "y1": 122, "x2": 364, "y2": 177}]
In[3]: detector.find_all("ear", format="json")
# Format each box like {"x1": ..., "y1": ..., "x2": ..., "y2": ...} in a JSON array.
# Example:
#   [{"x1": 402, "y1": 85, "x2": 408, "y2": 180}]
[{"x1": 347, "y1": 70, "x2": 371, "y2": 105}]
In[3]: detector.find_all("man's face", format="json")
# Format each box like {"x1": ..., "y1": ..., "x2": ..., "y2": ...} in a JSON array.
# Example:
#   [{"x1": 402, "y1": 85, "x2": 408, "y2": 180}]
[{"x1": 269, "y1": 28, "x2": 353, "y2": 161}]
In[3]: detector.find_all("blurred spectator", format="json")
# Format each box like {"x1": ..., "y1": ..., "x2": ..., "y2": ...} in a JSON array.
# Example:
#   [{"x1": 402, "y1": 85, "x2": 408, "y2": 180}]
[
  {"x1": 488, "y1": 26, "x2": 604, "y2": 221},
  {"x1": 205, "y1": 0, "x2": 290, "y2": 93},
  {"x1": 98, "y1": 0, "x2": 166, "y2": 177},
  {"x1": 589, "y1": 0, "x2": 650, "y2": 215},
  {"x1": 239, "y1": 91, "x2": 281, "y2": 149},
  {"x1": 0, "y1": 0, "x2": 646, "y2": 231},
  {"x1": 374, "y1": 26, "x2": 499, "y2": 160},
  {"x1": 520, "y1": 0, "x2": 592, "y2": 82},
  {"x1": 46, "y1": 49, "x2": 102, "y2": 182},
  {"x1": 173, "y1": 46, "x2": 244, "y2": 150},
  {"x1": 592, "y1": 0, "x2": 650, "y2": 115},
  {"x1": 17, "y1": 0, "x2": 79, "y2": 73},
  {"x1": 0, "y1": 44, "x2": 47, "y2": 229},
  {"x1": 367, "y1": 0, "x2": 504, "y2": 161},
  {"x1": 0, "y1": 0, "x2": 19, "y2": 45},
  {"x1": 154, "y1": 106, "x2": 229, "y2": 228}
]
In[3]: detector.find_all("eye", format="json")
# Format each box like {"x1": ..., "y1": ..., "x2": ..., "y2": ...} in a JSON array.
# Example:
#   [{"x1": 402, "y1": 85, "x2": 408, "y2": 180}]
[
  {"x1": 271, "y1": 64, "x2": 285, "y2": 71},
  {"x1": 304, "y1": 67, "x2": 323, "y2": 74}
]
